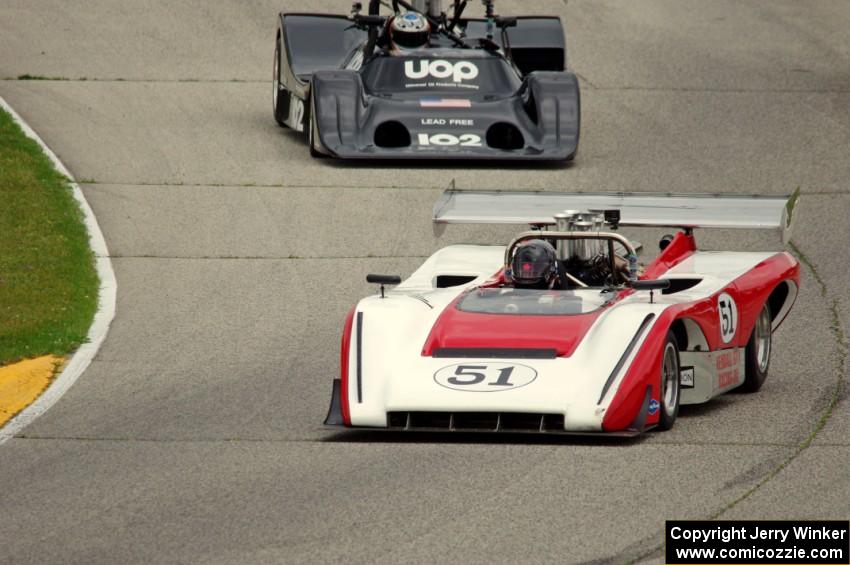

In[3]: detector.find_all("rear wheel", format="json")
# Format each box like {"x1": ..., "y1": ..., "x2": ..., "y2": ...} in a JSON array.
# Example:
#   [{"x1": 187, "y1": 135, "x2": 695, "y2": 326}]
[
  {"x1": 740, "y1": 303, "x2": 772, "y2": 392},
  {"x1": 658, "y1": 332, "x2": 680, "y2": 431},
  {"x1": 273, "y1": 33, "x2": 287, "y2": 127}
]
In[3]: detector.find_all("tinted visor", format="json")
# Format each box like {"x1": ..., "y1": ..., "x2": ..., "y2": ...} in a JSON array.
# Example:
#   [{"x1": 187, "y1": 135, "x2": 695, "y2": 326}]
[
  {"x1": 511, "y1": 244, "x2": 554, "y2": 284},
  {"x1": 392, "y1": 29, "x2": 430, "y2": 49}
]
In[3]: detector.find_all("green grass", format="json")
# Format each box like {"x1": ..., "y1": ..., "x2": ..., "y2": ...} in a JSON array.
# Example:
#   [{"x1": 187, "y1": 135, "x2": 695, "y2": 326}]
[{"x1": 0, "y1": 107, "x2": 98, "y2": 365}]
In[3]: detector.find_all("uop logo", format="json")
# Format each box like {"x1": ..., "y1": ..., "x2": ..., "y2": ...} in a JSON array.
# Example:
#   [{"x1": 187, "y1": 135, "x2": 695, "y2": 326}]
[
  {"x1": 433, "y1": 363, "x2": 537, "y2": 392},
  {"x1": 405, "y1": 60, "x2": 479, "y2": 83}
]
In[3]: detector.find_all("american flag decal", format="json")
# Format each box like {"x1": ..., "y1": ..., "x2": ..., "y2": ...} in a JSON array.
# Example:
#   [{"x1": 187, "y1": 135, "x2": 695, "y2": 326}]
[{"x1": 419, "y1": 98, "x2": 472, "y2": 109}]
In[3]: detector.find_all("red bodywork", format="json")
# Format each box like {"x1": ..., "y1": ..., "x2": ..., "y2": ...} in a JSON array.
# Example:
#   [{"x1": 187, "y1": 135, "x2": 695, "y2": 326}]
[
  {"x1": 339, "y1": 232, "x2": 800, "y2": 433},
  {"x1": 421, "y1": 300, "x2": 600, "y2": 357},
  {"x1": 339, "y1": 306, "x2": 356, "y2": 426},
  {"x1": 603, "y1": 236, "x2": 800, "y2": 431}
]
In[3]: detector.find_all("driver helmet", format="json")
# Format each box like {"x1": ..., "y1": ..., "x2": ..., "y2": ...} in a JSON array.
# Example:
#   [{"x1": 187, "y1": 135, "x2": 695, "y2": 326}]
[
  {"x1": 389, "y1": 12, "x2": 431, "y2": 52},
  {"x1": 510, "y1": 240, "x2": 558, "y2": 288}
]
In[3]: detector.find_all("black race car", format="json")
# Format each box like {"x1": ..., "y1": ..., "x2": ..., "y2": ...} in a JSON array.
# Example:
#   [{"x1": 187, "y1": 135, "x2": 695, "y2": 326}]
[{"x1": 273, "y1": 0, "x2": 580, "y2": 161}]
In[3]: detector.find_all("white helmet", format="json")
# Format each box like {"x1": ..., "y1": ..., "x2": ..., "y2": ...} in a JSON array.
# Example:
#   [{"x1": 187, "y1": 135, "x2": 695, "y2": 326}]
[{"x1": 389, "y1": 12, "x2": 431, "y2": 51}]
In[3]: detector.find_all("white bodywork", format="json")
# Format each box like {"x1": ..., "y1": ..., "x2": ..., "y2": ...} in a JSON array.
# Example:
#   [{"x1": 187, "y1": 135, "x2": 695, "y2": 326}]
[{"x1": 346, "y1": 245, "x2": 793, "y2": 431}]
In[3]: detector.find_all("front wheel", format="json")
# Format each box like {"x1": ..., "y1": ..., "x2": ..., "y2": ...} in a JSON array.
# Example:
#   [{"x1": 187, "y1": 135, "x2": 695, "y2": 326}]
[
  {"x1": 740, "y1": 303, "x2": 772, "y2": 392},
  {"x1": 658, "y1": 332, "x2": 681, "y2": 430}
]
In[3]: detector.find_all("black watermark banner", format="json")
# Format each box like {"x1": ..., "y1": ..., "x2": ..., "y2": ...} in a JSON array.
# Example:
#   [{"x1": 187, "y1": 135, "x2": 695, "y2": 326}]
[{"x1": 666, "y1": 521, "x2": 849, "y2": 564}]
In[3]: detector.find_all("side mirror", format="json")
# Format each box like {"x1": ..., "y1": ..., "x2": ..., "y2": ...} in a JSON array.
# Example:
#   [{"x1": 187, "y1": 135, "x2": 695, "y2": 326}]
[
  {"x1": 631, "y1": 279, "x2": 670, "y2": 304},
  {"x1": 367, "y1": 274, "x2": 401, "y2": 298},
  {"x1": 367, "y1": 274, "x2": 401, "y2": 285}
]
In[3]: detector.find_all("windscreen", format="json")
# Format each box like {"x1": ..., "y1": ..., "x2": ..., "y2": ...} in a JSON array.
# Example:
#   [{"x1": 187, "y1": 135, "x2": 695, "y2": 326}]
[
  {"x1": 457, "y1": 288, "x2": 611, "y2": 316},
  {"x1": 361, "y1": 55, "x2": 521, "y2": 95}
]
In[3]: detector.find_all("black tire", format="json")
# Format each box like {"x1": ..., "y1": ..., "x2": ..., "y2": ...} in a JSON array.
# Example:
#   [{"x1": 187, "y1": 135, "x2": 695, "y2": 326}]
[
  {"x1": 273, "y1": 33, "x2": 288, "y2": 127},
  {"x1": 658, "y1": 331, "x2": 681, "y2": 431},
  {"x1": 307, "y1": 94, "x2": 326, "y2": 159},
  {"x1": 740, "y1": 303, "x2": 772, "y2": 392}
]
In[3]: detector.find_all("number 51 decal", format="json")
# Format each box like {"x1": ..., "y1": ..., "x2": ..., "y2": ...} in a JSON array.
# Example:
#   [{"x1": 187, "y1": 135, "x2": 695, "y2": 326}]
[
  {"x1": 434, "y1": 363, "x2": 538, "y2": 392},
  {"x1": 717, "y1": 292, "x2": 739, "y2": 344}
]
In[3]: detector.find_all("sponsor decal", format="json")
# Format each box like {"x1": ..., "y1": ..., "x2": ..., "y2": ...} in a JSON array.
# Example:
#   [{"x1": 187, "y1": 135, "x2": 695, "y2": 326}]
[
  {"x1": 344, "y1": 50, "x2": 364, "y2": 71},
  {"x1": 717, "y1": 371, "x2": 739, "y2": 388},
  {"x1": 420, "y1": 118, "x2": 475, "y2": 126},
  {"x1": 679, "y1": 366, "x2": 695, "y2": 388},
  {"x1": 715, "y1": 348, "x2": 741, "y2": 371},
  {"x1": 417, "y1": 133, "x2": 482, "y2": 147},
  {"x1": 433, "y1": 363, "x2": 537, "y2": 392},
  {"x1": 716, "y1": 348, "x2": 742, "y2": 389},
  {"x1": 289, "y1": 96, "x2": 305, "y2": 133},
  {"x1": 405, "y1": 60, "x2": 479, "y2": 83},
  {"x1": 717, "y1": 292, "x2": 738, "y2": 344},
  {"x1": 419, "y1": 98, "x2": 473, "y2": 108},
  {"x1": 648, "y1": 399, "x2": 660, "y2": 415}
]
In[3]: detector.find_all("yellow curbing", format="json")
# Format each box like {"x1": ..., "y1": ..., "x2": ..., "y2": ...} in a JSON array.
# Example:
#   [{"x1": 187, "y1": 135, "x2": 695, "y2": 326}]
[{"x1": 0, "y1": 356, "x2": 64, "y2": 428}]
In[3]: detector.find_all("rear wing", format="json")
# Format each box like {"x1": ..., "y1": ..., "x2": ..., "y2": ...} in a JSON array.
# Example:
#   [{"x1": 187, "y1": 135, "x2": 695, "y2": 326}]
[{"x1": 433, "y1": 189, "x2": 799, "y2": 243}]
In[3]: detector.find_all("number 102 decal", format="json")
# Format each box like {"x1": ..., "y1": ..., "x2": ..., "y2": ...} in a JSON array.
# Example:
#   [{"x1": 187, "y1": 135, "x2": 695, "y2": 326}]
[
  {"x1": 417, "y1": 133, "x2": 482, "y2": 147},
  {"x1": 434, "y1": 363, "x2": 537, "y2": 392},
  {"x1": 717, "y1": 292, "x2": 738, "y2": 344}
]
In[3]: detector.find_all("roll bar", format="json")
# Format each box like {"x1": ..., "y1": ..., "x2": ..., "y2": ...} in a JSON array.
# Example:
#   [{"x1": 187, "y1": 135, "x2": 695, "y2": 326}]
[
  {"x1": 504, "y1": 231, "x2": 638, "y2": 269},
  {"x1": 505, "y1": 231, "x2": 638, "y2": 288},
  {"x1": 366, "y1": 0, "x2": 472, "y2": 47}
]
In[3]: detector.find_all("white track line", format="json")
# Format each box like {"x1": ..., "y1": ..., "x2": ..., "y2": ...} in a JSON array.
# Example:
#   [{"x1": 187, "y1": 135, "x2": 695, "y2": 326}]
[{"x1": 0, "y1": 97, "x2": 117, "y2": 444}]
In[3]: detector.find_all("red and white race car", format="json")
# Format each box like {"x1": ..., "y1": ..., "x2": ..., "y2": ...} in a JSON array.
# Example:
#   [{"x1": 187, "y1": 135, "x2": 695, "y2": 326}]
[{"x1": 325, "y1": 190, "x2": 800, "y2": 435}]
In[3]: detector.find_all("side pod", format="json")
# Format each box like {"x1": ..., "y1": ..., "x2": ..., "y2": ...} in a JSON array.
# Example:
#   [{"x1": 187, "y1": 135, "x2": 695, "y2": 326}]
[
  {"x1": 525, "y1": 71, "x2": 580, "y2": 158},
  {"x1": 311, "y1": 71, "x2": 368, "y2": 156}
]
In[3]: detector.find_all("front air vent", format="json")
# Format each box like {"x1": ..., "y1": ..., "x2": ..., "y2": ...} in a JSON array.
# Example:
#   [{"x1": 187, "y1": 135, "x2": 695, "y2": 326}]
[
  {"x1": 374, "y1": 121, "x2": 411, "y2": 148},
  {"x1": 387, "y1": 411, "x2": 565, "y2": 433},
  {"x1": 432, "y1": 348, "x2": 557, "y2": 359},
  {"x1": 661, "y1": 278, "x2": 702, "y2": 295},
  {"x1": 409, "y1": 412, "x2": 452, "y2": 428},
  {"x1": 486, "y1": 122, "x2": 525, "y2": 150},
  {"x1": 453, "y1": 412, "x2": 499, "y2": 430}
]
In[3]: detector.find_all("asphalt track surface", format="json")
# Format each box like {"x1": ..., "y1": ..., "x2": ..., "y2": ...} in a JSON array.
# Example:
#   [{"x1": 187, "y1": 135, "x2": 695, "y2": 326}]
[{"x1": 1, "y1": 1, "x2": 848, "y2": 563}]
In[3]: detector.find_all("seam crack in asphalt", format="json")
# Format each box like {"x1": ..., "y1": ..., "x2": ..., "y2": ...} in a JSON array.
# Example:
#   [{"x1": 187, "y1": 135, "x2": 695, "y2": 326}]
[
  {"x1": 81, "y1": 181, "x2": 460, "y2": 190},
  {"x1": 591, "y1": 85, "x2": 850, "y2": 94},
  {"x1": 573, "y1": 70, "x2": 597, "y2": 89},
  {"x1": 620, "y1": 239, "x2": 848, "y2": 565},
  {"x1": 79, "y1": 182, "x2": 850, "y2": 196},
  {"x1": 107, "y1": 254, "x2": 430, "y2": 261},
  {"x1": 8, "y1": 76, "x2": 849, "y2": 94},
  {"x1": 12, "y1": 435, "x2": 330, "y2": 444},
  {"x1": 9, "y1": 435, "x2": 817, "y2": 448},
  {"x1": 3, "y1": 77, "x2": 265, "y2": 83}
]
